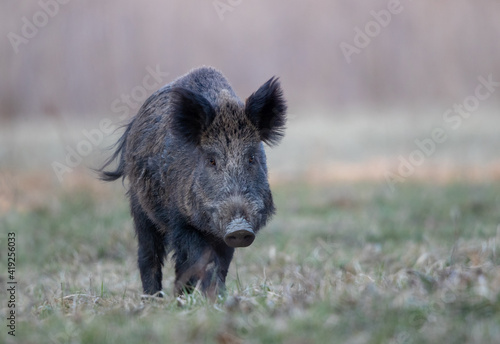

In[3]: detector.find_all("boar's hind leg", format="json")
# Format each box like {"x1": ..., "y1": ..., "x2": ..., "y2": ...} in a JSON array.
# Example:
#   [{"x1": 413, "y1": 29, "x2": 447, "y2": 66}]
[
  {"x1": 173, "y1": 229, "x2": 234, "y2": 298},
  {"x1": 132, "y1": 200, "x2": 166, "y2": 296},
  {"x1": 199, "y1": 243, "x2": 234, "y2": 299}
]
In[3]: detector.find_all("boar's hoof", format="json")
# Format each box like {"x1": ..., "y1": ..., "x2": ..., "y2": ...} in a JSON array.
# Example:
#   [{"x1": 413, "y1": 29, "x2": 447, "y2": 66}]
[{"x1": 224, "y1": 218, "x2": 255, "y2": 248}]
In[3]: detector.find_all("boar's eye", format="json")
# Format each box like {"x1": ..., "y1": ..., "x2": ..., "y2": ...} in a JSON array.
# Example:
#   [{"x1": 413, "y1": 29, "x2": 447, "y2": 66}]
[
  {"x1": 209, "y1": 158, "x2": 216, "y2": 166},
  {"x1": 248, "y1": 155, "x2": 255, "y2": 164}
]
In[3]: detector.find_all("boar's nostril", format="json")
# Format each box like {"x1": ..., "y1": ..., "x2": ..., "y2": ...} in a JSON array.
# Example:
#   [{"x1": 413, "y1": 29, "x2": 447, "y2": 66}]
[
  {"x1": 224, "y1": 218, "x2": 255, "y2": 248},
  {"x1": 224, "y1": 230, "x2": 255, "y2": 248}
]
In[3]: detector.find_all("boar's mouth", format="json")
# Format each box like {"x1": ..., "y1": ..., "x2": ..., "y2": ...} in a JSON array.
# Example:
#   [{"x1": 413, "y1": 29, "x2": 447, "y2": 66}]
[{"x1": 224, "y1": 217, "x2": 255, "y2": 248}]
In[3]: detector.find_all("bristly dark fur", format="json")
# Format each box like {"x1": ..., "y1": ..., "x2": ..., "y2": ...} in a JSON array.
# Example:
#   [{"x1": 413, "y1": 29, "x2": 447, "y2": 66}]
[
  {"x1": 245, "y1": 77, "x2": 287, "y2": 146},
  {"x1": 98, "y1": 66, "x2": 287, "y2": 298},
  {"x1": 169, "y1": 87, "x2": 217, "y2": 146},
  {"x1": 99, "y1": 120, "x2": 134, "y2": 182}
]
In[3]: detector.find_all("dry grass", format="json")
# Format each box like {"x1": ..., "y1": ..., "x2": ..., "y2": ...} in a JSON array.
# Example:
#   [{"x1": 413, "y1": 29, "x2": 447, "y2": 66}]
[
  {"x1": 1, "y1": 112, "x2": 499, "y2": 343},
  {"x1": 1, "y1": 170, "x2": 499, "y2": 344}
]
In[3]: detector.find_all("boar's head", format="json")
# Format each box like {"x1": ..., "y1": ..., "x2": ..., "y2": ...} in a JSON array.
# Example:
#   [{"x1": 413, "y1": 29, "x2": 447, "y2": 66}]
[{"x1": 169, "y1": 77, "x2": 286, "y2": 248}]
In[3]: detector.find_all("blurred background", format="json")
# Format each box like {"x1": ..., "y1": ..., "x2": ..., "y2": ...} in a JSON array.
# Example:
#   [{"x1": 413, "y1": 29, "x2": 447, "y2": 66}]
[
  {"x1": 3, "y1": 3, "x2": 500, "y2": 341},
  {"x1": 1, "y1": 0, "x2": 499, "y2": 190}
]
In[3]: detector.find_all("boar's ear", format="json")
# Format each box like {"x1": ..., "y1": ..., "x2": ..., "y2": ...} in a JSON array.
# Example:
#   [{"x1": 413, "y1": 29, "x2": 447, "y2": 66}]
[
  {"x1": 245, "y1": 77, "x2": 287, "y2": 146},
  {"x1": 169, "y1": 87, "x2": 216, "y2": 145}
]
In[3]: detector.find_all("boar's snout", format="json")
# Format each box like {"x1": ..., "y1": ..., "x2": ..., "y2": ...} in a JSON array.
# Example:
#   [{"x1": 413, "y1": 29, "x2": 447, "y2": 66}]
[{"x1": 224, "y1": 217, "x2": 255, "y2": 248}]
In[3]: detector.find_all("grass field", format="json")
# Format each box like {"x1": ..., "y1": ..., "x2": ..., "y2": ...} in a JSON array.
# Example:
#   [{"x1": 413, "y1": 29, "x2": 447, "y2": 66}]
[
  {"x1": 1, "y1": 113, "x2": 499, "y2": 343},
  {"x1": 1, "y1": 173, "x2": 499, "y2": 344}
]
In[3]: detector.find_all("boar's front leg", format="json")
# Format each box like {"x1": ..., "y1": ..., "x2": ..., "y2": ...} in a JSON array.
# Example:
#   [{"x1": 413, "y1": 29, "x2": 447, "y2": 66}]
[
  {"x1": 131, "y1": 195, "x2": 166, "y2": 296},
  {"x1": 173, "y1": 226, "x2": 234, "y2": 298}
]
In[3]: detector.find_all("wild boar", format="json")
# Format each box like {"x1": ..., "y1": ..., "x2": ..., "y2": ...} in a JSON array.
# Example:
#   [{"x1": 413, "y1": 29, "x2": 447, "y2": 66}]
[{"x1": 100, "y1": 66, "x2": 286, "y2": 298}]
